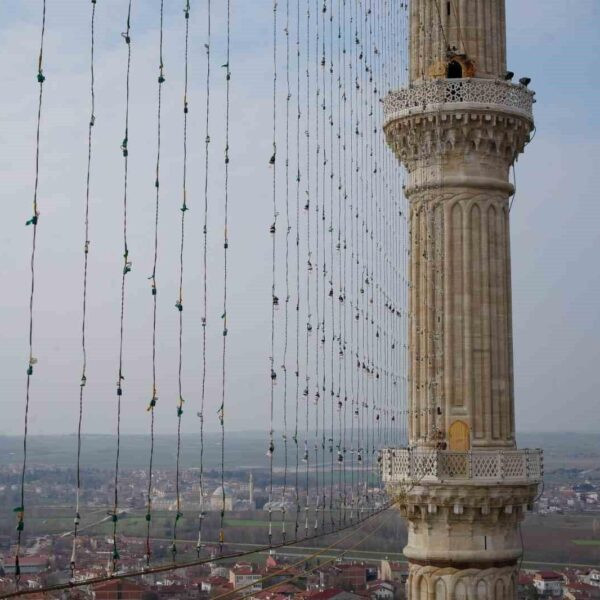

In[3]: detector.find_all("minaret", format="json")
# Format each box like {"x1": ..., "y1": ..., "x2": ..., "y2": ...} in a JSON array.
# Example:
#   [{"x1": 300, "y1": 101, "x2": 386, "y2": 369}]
[
  {"x1": 249, "y1": 472, "x2": 254, "y2": 505},
  {"x1": 382, "y1": 2, "x2": 543, "y2": 598}
]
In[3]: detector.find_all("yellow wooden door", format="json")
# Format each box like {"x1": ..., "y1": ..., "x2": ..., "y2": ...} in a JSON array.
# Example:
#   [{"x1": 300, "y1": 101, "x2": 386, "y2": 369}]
[{"x1": 448, "y1": 420, "x2": 470, "y2": 452}]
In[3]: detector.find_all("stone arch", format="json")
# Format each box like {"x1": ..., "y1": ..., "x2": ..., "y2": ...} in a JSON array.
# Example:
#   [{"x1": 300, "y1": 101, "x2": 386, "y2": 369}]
[
  {"x1": 435, "y1": 578, "x2": 447, "y2": 600},
  {"x1": 476, "y1": 579, "x2": 488, "y2": 599},
  {"x1": 454, "y1": 580, "x2": 467, "y2": 600},
  {"x1": 447, "y1": 60, "x2": 463, "y2": 79},
  {"x1": 495, "y1": 578, "x2": 505, "y2": 599}
]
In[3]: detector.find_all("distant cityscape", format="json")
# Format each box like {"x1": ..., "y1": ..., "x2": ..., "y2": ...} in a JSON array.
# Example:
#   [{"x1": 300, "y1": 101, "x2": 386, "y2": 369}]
[{"x1": 0, "y1": 432, "x2": 599, "y2": 599}]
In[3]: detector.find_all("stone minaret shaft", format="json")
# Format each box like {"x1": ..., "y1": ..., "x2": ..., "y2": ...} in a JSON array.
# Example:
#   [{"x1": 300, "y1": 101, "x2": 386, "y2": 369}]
[{"x1": 382, "y1": 1, "x2": 542, "y2": 598}]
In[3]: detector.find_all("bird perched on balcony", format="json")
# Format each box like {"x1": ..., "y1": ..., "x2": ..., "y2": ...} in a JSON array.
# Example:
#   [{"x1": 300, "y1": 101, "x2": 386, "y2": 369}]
[
  {"x1": 519, "y1": 77, "x2": 531, "y2": 87},
  {"x1": 504, "y1": 71, "x2": 514, "y2": 81}
]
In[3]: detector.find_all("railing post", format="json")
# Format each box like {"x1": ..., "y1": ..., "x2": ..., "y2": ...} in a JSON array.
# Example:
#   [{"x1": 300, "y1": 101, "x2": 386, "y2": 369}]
[
  {"x1": 467, "y1": 450, "x2": 473, "y2": 479},
  {"x1": 498, "y1": 451, "x2": 504, "y2": 481}
]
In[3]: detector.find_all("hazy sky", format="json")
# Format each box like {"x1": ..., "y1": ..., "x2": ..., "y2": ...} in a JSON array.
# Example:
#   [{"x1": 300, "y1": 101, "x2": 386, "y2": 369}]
[{"x1": 0, "y1": 0, "x2": 598, "y2": 437}]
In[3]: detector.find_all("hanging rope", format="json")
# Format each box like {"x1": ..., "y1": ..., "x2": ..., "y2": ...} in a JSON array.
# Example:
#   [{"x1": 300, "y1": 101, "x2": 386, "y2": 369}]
[
  {"x1": 197, "y1": 0, "x2": 211, "y2": 557},
  {"x1": 219, "y1": 0, "x2": 232, "y2": 554},
  {"x1": 172, "y1": 0, "x2": 191, "y2": 563},
  {"x1": 15, "y1": 0, "x2": 47, "y2": 585},
  {"x1": 110, "y1": 0, "x2": 133, "y2": 574},
  {"x1": 70, "y1": 0, "x2": 97, "y2": 577},
  {"x1": 145, "y1": 0, "x2": 165, "y2": 566}
]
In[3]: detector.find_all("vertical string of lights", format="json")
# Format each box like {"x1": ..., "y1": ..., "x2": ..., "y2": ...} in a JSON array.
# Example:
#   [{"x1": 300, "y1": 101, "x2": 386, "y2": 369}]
[
  {"x1": 293, "y1": 0, "x2": 302, "y2": 542},
  {"x1": 172, "y1": 0, "x2": 191, "y2": 562},
  {"x1": 145, "y1": 0, "x2": 165, "y2": 566},
  {"x1": 218, "y1": 0, "x2": 232, "y2": 554},
  {"x1": 327, "y1": 0, "x2": 336, "y2": 532},
  {"x1": 320, "y1": 0, "x2": 328, "y2": 531},
  {"x1": 70, "y1": 0, "x2": 96, "y2": 578},
  {"x1": 267, "y1": 0, "x2": 278, "y2": 548},
  {"x1": 281, "y1": 0, "x2": 292, "y2": 544},
  {"x1": 197, "y1": 0, "x2": 211, "y2": 557},
  {"x1": 319, "y1": 0, "x2": 328, "y2": 533},
  {"x1": 111, "y1": 0, "x2": 133, "y2": 573},
  {"x1": 303, "y1": 0, "x2": 312, "y2": 540},
  {"x1": 337, "y1": 0, "x2": 348, "y2": 527},
  {"x1": 348, "y1": 0, "x2": 357, "y2": 523},
  {"x1": 15, "y1": 0, "x2": 47, "y2": 584},
  {"x1": 312, "y1": 0, "x2": 321, "y2": 535},
  {"x1": 358, "y1": 0, "x2": 367, "y2": 514}
]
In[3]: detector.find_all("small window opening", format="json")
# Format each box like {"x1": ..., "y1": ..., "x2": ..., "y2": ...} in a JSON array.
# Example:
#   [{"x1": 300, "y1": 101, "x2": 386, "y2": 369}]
[
  {"x1": 447, "y1": 60, "x2": 462, "y2": 78},
  {"x1": 446, "y1": 1, "x2": 451, "y2": 16}
]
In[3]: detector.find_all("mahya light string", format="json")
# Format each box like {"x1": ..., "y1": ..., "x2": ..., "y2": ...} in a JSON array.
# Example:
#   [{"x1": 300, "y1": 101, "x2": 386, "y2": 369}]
[
  {"x1": 218, "y1": 0, "x2": 232, "y2": 553},
  {"x1": 267, "y1": 0, "x2": 278, "y2": 548},
  {"x1": 71, "y1": 0, "x2": 97, "y2": 577},
  {"x1": 111, "y1": 0, "x2": 133, "y2": 573},
  {"x1": 145, "y1": 0, "x2": 165, "y2": 566},
  {"x1": 197, "y1": 0, "x2": 211, "y2": 557},
  {"x1": 172, "y1": 0, "x2": 191, "y2": 562},
  {"x1": 15, "y1": 0, "x2": 47, "y2": 584}
]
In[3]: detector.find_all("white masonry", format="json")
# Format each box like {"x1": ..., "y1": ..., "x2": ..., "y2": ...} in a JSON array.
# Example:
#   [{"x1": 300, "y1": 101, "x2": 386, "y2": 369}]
[{"x1": 382, "y1": 1, "x2": 543, "y2": 598}]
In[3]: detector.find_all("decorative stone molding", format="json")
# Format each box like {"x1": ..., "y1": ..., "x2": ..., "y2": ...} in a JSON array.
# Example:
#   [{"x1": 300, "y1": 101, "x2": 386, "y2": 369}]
[
  {"x1": 407, "y1": 562, "x2": 517, "y2": 599},
  {"x1": 381, "y1": 448, "x2": 543, "y2": 485},
  {"x1": 384, "y1": 108, "x2": 533, "y2": 174},
  {"x1": 384, "y1": 78, "x2": 534, "y2": 123}
]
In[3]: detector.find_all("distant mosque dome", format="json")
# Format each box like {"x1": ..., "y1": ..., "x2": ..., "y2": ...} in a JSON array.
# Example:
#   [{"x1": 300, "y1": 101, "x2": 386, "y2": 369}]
[{"x1": 212, "y1": 485, "x2": 233, "y2": 498}]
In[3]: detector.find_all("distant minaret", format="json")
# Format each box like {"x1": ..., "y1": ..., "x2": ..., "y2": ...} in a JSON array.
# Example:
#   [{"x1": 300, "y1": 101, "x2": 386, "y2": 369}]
[
  {"x1": 249, "y1": 472, "x2": 254, "y2": 505},
  {"x1": 382, "y1": 1, "x2": 543, "y2": 598}
]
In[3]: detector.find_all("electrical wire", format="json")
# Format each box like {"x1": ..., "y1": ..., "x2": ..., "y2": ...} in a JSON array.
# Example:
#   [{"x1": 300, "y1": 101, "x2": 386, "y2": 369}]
[
  {"x1": 70, "y1": 0, "x2": 96, "y2": 578},
  {"x1": 172, "y1": 0, "x2": 191, "y2": 563},
  {"x1": 110, "y1": 0, "x2": 133, "y2": 573},
  {"x1": 15, "y1": 0, "x2": 47, "y2": 585},
  {"x1": 145, "y1": 0, "x2": 165, "y2": 566},
  {"x1": 197, "y1": 0, "x2": 212, "y2": 557}
]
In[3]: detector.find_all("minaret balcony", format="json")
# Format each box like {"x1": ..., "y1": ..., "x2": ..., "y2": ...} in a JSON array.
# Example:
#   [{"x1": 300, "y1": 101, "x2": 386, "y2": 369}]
[
  {"x1": 384, "y1": 78, "x2": 534, "y2": 125},
  {"x1": 381, "y1": 447, "x2": 543, "y2": 485}
]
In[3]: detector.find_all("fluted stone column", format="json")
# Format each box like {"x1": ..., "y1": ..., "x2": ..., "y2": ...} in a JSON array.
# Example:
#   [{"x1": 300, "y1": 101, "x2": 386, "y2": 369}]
[{"x1": 382, "y1": 2, "x2": 541, "y2": 598}]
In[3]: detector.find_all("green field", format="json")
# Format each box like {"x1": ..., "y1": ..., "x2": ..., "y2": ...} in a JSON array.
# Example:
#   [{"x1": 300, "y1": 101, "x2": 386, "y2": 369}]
[{"x1": 572, "y1": 539, "x2": 600, "y2": 546}]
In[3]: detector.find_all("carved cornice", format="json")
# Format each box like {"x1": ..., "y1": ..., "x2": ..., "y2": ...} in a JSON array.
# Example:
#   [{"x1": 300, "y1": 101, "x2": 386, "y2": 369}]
[{"x1": 384, "y1": 108, "x2": 532, "y2": 171}]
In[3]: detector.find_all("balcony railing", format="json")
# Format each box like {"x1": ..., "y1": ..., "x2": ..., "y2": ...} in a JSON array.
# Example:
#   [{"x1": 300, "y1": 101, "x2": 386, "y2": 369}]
[
  {"x1": 380, "y1": 447, "x2": 543, "y2": 484},
  {"x1": 384, "y1": 78, "x2": 534, "y2": 124}
]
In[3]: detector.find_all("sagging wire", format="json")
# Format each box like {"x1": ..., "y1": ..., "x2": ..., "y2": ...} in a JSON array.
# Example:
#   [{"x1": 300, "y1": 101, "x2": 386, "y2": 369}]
[
  {"x1": 71, "y1": 0, "x2": 97, "y2": 578},
  {"x1": 110, "y1": 0, "x2": 133, "y2": 574},
  {"x1": 0, "y1": 502, "x2": 395, "y2": 600},
  {"x1": 145, "y1": 0, "x2": 165, "y2": 566},
  {"x1": 15, "y1": 0, "x2": 47, "y2": 586},
  {"x1": 197, "y1": 0, "x2": 212, "y2": 557},
  {"x1": 172, "y1": 0, "x2": 191, "y2": 563}
]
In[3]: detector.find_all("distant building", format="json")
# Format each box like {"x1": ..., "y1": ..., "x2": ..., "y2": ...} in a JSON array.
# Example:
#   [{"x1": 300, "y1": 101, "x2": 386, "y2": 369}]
[
  {"x1": 367, "y1": 580, "x2": 395, "y2": 600},
  {"x1": 0, "y1": 555, "x2": 49, "y2": 575},
  {"x1": 92, "y1": 579, "x2": 148, "y2": 600},
  {"x1": 533, "y1": 571, "x2": 564, "y2": 598},
  {"x1": 229, "y1": 562, "x2": 262, "y2": 592},
  {"x1": 210, "y1": 486, "x2": 234, "y2": 512}
]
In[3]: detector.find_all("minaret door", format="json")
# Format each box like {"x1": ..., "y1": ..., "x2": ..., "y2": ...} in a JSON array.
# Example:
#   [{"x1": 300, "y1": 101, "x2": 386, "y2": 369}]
[{"x1": 448, "y1": 420, "x2": 470, "y2": 452}]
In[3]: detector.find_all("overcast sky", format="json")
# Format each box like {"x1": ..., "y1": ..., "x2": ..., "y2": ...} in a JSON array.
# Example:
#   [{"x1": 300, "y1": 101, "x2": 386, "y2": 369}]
[{"x1": 0, "y1": 0, "x2": 598, "y2": 437}]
